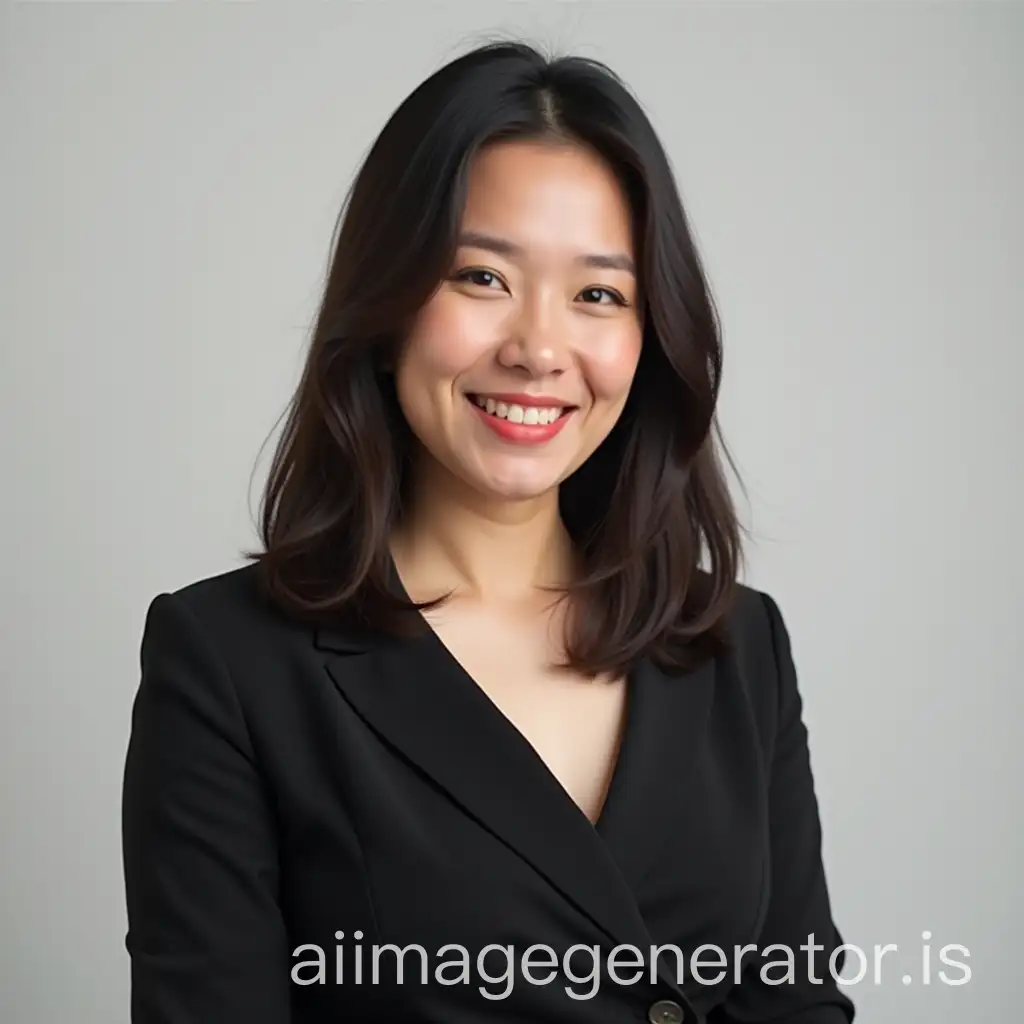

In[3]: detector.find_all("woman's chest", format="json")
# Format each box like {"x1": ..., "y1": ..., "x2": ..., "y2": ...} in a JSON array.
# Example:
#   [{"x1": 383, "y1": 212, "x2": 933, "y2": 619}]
[
  {"x1": 422, "y1": 607, "x2": 630, "y2": 827},
  {"x1": 271, "y1": 637, "x2": 771, "y2": 977}
]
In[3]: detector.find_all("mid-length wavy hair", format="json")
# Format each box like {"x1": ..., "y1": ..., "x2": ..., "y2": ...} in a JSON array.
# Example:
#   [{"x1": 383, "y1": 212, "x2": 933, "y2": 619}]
[{"x1": 246, "y1": 40, "x2": 745, "y2": 677}]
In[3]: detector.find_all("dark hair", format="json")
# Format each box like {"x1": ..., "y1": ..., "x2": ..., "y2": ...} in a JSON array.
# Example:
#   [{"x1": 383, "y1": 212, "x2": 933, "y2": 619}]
[{"x1": 244, "y1": 39, "x2": 745, "y2": 677}]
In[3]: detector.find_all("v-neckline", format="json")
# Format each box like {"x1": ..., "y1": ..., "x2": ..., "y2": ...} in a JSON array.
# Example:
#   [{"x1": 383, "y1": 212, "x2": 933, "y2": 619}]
[
  {"x1": 387, "y1": 554, "x2": 638, "y2": 837},
  {"x1": 316, "y1": 562, "x2": 718, "y2": 997}
]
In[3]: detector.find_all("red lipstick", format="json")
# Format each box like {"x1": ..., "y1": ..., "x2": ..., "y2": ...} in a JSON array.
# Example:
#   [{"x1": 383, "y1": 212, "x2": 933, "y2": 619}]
[{"x1": 465, "y1": 393, "x2": 575, "y2": 446}]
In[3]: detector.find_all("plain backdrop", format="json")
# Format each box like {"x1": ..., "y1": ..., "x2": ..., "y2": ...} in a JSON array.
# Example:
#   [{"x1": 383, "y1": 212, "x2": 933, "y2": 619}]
[{"x1": 2, "y1": 2, "x2": 1021, "y2": 1022}]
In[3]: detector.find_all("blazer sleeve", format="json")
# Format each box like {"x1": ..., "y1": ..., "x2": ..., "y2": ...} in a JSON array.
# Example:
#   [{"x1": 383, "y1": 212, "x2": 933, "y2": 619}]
[
  {"x1": 121, "y1": 591, "x2": 292, "y2": 1023},
  {"x1": 714, "y1": 593, "x2": 855, "y2": 1023}
]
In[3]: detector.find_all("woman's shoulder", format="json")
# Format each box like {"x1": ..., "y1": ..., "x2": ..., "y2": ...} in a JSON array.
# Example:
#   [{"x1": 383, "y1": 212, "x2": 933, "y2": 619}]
[
  {"x1": 141, "y1": 560, "x2": 307, "y2": 671},
  {"x1": 726, "y1": 579, "x2": 785, "y2": 655},
  {"x1": 136, "y1": 561, "x2": 328, "y2": 735},
  {"x1": 684, "y1": 566, "x2": 781, "y2": 641},
  {"x1": 168, "y1": 559, "x2": 268, "y2": 615},
  {"x1": 717, "y1": 579, "x2": 807, "y2": 740}
]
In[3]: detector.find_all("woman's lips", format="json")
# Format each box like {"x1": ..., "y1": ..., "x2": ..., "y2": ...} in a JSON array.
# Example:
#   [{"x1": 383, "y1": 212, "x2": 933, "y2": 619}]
[{"x1": 465, "y1": 394, "x2": 575, "y2": 445}]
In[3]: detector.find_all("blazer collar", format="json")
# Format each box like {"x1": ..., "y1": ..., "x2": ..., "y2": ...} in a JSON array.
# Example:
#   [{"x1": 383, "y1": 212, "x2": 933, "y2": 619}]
[{"x1": 312, "y1": 597, "x2": 716, "y2": 1000}]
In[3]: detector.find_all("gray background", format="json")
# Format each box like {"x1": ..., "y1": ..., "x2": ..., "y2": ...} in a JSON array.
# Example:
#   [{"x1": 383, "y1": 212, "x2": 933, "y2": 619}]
[{"x1": 3, "y1": 1, "x2": 1021, "y2": 1021}]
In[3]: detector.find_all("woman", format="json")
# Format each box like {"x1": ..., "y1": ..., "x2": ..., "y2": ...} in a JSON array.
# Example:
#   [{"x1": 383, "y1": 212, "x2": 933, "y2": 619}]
[{"x1": 121, "y1": 41, "x2": 855, "y2": 1024}]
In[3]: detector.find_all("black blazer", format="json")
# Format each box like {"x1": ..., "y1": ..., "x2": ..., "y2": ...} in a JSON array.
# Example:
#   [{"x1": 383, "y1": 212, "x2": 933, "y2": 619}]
[{"x1": 121, "y1": 562, "x2": 855, "y2": 1024}]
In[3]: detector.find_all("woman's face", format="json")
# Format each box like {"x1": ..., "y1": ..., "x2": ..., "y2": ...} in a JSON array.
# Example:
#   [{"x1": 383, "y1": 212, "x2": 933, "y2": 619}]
[{"x1": 394, "y1": 139, "x2": 643, "y2": 505}]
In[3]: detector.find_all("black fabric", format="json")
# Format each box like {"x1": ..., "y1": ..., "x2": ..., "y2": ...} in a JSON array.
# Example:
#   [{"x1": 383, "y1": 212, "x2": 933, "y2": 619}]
[{"x1": 121, "y1": 562, "x2": 854, "y2": 1023}]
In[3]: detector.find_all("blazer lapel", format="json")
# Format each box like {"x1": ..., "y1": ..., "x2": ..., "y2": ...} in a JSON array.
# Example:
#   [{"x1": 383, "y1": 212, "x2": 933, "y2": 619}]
[
  {"x1": 595, "y1": 653, "x2": 717, "y2": 888},
  {"x1": 314, "y1": 617, "x2": 714, "y2": 1002}
]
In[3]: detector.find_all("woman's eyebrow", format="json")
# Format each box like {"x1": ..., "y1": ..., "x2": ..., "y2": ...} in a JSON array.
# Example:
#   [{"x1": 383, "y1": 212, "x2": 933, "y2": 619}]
[{"x1": 457, "y1": 230, "x2": 635, "y2": 275}]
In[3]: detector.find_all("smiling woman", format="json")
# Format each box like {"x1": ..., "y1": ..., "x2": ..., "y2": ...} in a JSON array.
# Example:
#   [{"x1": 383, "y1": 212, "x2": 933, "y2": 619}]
[
  {"x1": 395, "y1": 141, "x2": 643, "y2": 513},
  {"x1": 121, "y1": 39, "x2": 855, "y2": 1024}
]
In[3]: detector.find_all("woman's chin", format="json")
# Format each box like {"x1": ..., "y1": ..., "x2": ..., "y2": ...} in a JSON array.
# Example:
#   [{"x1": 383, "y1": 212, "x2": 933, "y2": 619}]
[{"x1": 468, "y1": 467, "x2": 563, "y2": 504}]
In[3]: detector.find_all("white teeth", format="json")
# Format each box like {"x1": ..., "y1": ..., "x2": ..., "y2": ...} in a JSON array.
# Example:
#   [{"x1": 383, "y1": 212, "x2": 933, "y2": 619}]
[{"x1": 471, "y1": 395, "x2": 565, "y2": 425}]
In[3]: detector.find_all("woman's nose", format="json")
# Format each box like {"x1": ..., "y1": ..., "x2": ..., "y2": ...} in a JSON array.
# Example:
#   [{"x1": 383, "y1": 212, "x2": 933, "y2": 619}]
[{"x1": 497, "y1": 299, "x2": 571, "y2": 376}]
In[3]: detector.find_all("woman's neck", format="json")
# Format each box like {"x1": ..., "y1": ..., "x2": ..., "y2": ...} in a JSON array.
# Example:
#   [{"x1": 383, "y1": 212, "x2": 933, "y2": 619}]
[{"x1": 390, "y1": 460, "x2": 576, "y2": 606}]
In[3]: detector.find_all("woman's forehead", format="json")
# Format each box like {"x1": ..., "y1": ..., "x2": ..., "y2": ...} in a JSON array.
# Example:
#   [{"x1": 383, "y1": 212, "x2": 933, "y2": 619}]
[{"x1": 457, "y1": 143, "x2": 636, "y2": 262}]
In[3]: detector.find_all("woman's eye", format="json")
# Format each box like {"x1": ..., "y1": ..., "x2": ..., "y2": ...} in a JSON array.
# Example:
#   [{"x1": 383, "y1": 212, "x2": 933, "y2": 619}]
[
  {"x1": 454, "y1": 268, "x2": 503, "y2": 290},
  {"x1": 578, "y1": 286, "x2": 626, "y2": 306}
]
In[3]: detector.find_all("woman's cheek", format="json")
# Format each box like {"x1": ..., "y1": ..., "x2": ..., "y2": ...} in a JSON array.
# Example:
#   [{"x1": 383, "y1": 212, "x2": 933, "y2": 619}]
[
  {"x1": 409, "y1": 294, "x2": 503, "y2": 373},
  {"x1": 580, "y1": 325, "x2": 643, "y2": 400}
]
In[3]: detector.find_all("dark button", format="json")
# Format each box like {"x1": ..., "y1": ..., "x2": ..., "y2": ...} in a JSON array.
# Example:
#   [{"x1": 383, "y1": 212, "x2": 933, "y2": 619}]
[{"x1": 648, "y1": 999, "x2": 685, "y2": 1024}]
